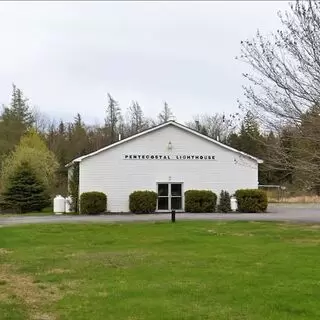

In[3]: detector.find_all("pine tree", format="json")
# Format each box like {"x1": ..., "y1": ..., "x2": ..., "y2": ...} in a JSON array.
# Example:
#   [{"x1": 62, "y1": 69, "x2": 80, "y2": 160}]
[
  {"x1": 2, "y1": 161, "x2": 49, "y2": 213},
  {"x1": 217, "y1": 190, "x2": 231, "y2": 213},
  {"x1": 1, "y1": 129, "x2": 58, "y2": 194},
  {"x1": 0, "y1": 84, "x2": 34, "y2": 161},
  {"x1": 8, "y1": 84, "x2": 34, "y2": 126},
  {"x1": 228, "y1": 111, "x2": 263, "y2": 158},
  {"x1": 58, "y1": 120, "x2": 65, "y2": 135},
  {"x1": 70, "y1": 113, "x2": 89, "y2": 157}
]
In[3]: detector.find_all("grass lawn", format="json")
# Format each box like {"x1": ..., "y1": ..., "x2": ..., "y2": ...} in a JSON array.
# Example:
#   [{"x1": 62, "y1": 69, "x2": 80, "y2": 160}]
[
  {"x1": 1, "y1": 221, "x2": 320, "y2": 320},
  {"x1": 0, "y1": 207, "x2": 54, "y2": 217}
]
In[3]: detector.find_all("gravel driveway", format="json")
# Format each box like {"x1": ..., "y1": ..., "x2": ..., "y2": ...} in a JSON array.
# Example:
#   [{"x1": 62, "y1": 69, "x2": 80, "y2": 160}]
[{"x1": 1, "y1": 204, "x2": 320, "y2": 226}]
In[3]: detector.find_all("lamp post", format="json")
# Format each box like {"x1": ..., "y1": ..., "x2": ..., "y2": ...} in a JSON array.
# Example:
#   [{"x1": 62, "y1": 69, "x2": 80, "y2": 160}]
[{"x1": 171, "y1": 210, "x2": 176, "y2": 223}]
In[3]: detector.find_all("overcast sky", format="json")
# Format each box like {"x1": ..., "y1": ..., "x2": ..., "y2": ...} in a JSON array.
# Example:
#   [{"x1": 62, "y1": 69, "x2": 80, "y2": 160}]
[{"x1": 0, "y1": 1, "x2": 290, "y2": 125}]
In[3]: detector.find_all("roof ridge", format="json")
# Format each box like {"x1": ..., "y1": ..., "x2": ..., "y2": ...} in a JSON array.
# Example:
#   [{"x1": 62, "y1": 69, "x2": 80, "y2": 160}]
[{"x1": 65, "y1": 121, "x2": 263, "y2": 167}]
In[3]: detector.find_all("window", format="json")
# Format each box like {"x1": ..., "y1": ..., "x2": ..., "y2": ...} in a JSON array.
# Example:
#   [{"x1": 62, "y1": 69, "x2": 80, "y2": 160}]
[{"x1": 157, "y1": 183, "x2": 183, "y2": 211}]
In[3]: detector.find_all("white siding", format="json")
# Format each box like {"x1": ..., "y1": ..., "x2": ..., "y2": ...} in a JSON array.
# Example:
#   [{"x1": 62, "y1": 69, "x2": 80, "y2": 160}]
[{"x1": 79, "y1": 124, "x2": 259, "y2": 212}]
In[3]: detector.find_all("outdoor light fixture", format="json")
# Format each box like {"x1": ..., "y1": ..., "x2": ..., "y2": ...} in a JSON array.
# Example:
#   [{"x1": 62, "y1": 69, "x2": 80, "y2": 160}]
[{"x1": 168, "y1": 141, "x2": 172, "y2": 150}]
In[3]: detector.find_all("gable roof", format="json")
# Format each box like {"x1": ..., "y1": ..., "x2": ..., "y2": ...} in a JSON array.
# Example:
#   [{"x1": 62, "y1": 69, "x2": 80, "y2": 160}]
[{"x1": 66, "y1": 121, "x2": 263, "y2": 167}]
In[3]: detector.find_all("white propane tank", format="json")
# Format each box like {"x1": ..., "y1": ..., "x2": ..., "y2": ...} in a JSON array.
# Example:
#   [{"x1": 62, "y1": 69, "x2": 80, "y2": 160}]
[
  {"x1": 53, "y1": 195, "x2": 65, "y2": 215},
  {"x1": 65, "y1": 196, "x2": 72, "y2": 213},
  {"x1": 230, "y1": 196, "x2": 238, "y2": 212}
]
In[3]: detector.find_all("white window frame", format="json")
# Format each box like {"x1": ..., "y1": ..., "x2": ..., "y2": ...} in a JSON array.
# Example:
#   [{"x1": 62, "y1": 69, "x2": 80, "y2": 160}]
[{"x1": 156, "y1": 182, "x2": 184, "y2": 212}]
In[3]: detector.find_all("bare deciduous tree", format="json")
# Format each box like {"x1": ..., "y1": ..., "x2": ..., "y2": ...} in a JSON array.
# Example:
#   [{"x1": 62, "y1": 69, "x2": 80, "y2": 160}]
[
  {"x1": 239, "y1": 0, "x2": 320, "y2": 191},
  {"x1": 104, "y1": 93, "x2": 121, "y2": 143},
  {"x1": 186, "y1": 113, "x2": 240, "y2": 143},
  {"x1": 158, "y1": 102, "x2": 174, "y2": 124},
  {"x1": 127, "y1": 101, "x2": 148, "y2": 135},
  {"x1": 32, "y1": 107, "x2": 52, "y2": 133}
]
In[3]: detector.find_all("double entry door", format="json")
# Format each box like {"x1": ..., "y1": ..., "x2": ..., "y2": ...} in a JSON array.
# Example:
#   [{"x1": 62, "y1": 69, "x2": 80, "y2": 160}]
[{"x1": 157, "y1": 183, "x2": 183, "y2": 211}]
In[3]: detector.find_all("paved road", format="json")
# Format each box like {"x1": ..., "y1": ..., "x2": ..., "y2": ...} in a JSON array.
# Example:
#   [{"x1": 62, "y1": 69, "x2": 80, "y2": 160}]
[{"x1": 1, "y1": 205, "x2": 320, "y2": 226}]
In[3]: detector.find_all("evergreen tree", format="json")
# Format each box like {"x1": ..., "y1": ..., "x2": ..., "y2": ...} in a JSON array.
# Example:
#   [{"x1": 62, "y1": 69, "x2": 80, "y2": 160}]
[
  {"x1": 5, "y1": 84, "x2": 34, "y2": 126},
  {"x1": 193, "y1": 119, "x2": 209, "y2": 136},
  {"x1": 50, "y1": 120, "x2": 69, "y2": 194},
  {"x1": 58, "y1": 120, "x2": 65, "y2": 135},
  {"x1": 238, "y1": 111, "x2": 263, "y2": 156},
  {"x1": 0, "y1": 84, "x2": 34, "y2": 161},
  {"x1": 217, "y1": 190, "x2": 231, "y2": 213},
  {"x1": 227, "y1": 112, "x2": 272, "y2": 184},
  {"x1": 1, "y1": 129, "x2": 58, "y2": 194},
  {"x1": 227, "y1": 111, "x2": 264, "y2": 157},
  {"x1": 70, "y1": 113, "x2": 89, "y2": 157},
  {"x1": 2, "y1": 161, "x2": 49, "y2": 213}
]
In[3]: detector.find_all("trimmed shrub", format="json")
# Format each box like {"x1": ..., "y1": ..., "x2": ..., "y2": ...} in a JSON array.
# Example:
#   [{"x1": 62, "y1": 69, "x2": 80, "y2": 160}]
[
  {"x1": 217, "y1": 190, "x2": 231, "y2": 213},
  {"x1": 80, "y1": 191, "x2": 107, "y2": 215},
  {"x1": 235, "y1": 189, "x2": 268, "y2": 213},
  {"x1": 185, "y1": 190, "x2": 217, "y2": 213},
  {"x1": 129, "y1": 191, "x2": 157, "y2": 214}
]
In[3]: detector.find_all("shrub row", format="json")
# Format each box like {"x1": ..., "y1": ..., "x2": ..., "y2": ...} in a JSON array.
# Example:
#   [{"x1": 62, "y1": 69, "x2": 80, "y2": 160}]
[
  {"x1": 185, "y1": 189, "x2": 268, "y2": 213},
  {"x1": 78, "y1": 188, "x2": 268, "y2": 214}
]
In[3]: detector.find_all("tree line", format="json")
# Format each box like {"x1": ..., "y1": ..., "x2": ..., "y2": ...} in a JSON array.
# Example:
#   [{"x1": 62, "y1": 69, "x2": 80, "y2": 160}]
[
  {"x1": 1, "y1": 0, "x2": 320, "y2": 208},
  {"x1": 0, "y1": 83, "x2": 295, "y2": 197}
]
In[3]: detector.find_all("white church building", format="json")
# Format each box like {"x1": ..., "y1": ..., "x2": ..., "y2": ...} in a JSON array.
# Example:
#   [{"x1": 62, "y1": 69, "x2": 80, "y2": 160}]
[{"x1": 67, "y1": 121, "x2": 263, "y2": 213}]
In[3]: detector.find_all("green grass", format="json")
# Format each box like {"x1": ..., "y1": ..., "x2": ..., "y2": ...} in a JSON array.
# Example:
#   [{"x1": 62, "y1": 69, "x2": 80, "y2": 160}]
[
  {"x1": 0, "y1": 211, "x2": 54, "y2": 217},
  {"x1": 1, "y1": 221, "x2": 320, "y2": 319},
  {"x1": 0, "y1": 207, "x2": 53, "y2": 217}
]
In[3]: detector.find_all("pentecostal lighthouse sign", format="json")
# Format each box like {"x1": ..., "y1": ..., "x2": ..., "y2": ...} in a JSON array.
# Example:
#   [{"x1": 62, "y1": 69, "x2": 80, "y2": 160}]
[{"x1": 123, "y1": 154, "x2": 216, "y2": 160}]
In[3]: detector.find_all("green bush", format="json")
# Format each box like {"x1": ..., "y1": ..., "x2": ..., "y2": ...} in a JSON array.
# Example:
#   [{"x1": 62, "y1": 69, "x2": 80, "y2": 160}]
[
  {"x1": 80, "y1": 191, "x2": 107, "y2": 215},
  {"x1": 235, "y1": 189, "x2": 268, "y2": 213},
  {"x1": 217, "y1": 190, "x2": 231, "y2": 213},
  {"x1": 185, "y1": 190, "x2": 217, "y2": 213},
  {"x1": 129, "y1": 191, "x2": 157, "y2": 214}
]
